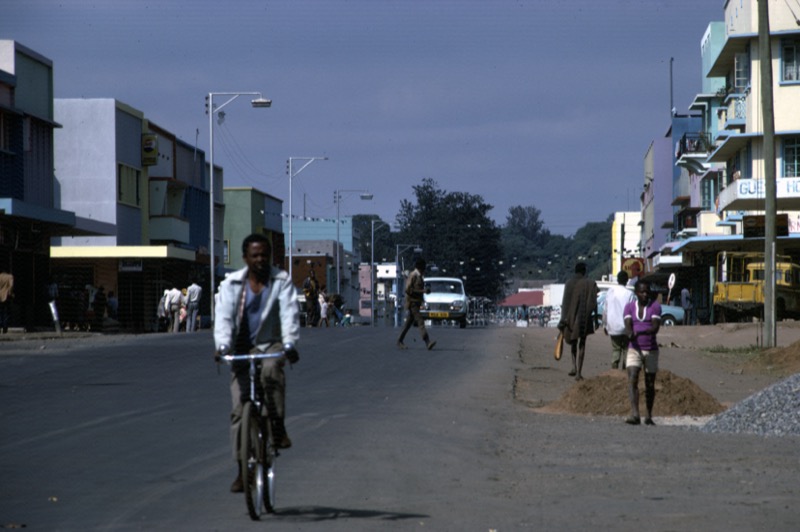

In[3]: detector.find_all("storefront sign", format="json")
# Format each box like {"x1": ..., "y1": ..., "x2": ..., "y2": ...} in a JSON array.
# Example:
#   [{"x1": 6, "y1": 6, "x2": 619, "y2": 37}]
[{"x1": 119, "y1": 259, "x2": 143, "y2": 272}]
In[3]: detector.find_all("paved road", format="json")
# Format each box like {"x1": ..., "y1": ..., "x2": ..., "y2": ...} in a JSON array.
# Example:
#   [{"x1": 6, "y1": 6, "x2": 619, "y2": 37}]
[{"x1": 1, "y1": 325, "x2": 799, "y2": 531}]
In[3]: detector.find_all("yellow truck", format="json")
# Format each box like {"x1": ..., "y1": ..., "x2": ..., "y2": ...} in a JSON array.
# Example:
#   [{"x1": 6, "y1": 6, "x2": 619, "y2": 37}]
[{"x1": 713, "y1": 252, "x2": 800, "y2": 321}]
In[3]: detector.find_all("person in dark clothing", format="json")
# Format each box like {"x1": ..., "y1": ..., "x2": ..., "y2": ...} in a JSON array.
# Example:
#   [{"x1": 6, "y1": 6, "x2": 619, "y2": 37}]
[
  {"x1": 92, "y1": 286, "x2": 107, "y2": 331},
  {"x1": 558, "y1": 262, "x2": 598, "y2": 381},
  {"x1": 302, "y1": 269, "x2": 321, "y2": 327},
  {"x1": 396, "y1": 258, "x2": 436, "y2": 350}
]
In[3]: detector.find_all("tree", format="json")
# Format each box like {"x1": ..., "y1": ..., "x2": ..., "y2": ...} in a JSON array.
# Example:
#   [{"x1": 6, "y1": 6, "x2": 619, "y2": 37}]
[
  {"x1": 395, "y1": 178, "x2": 504, "y2": 298},
  {"x1": 501, "y1": 205, "x2": 551, "y2": 267},
  {"x1": 353, "y1": 214, "x2": 394, "y2": 267}
]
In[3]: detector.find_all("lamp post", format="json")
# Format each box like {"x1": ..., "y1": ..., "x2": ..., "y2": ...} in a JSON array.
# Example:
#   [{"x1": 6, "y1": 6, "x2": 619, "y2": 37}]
[
  {"x1": 394, "y1": 243, "x2": 422, "y2": 327},
  {"x1": 334, "y1": 189, "x2": 373, "y2": 294},
  {"x1": 206, "y1": 91, "x2": 270, "y2": 322},
  {"x1": 370, "y1": 220, "x2": 388, "y2": 326},
  {"x1": 287, "y1": 157, "x2": 328, "y2": 286}
]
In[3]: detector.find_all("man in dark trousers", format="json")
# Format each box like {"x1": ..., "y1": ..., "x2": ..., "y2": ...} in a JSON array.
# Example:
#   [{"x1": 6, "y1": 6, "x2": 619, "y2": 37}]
[
  {"x1": 397, "y1": 258, "x2": 436, "y2": 350},
  {"x1": 558, "y1": 262, "x2": 598, "y2": 381},
  {"x1": 302, "y1": 269, "x2": 320, "y2": 327}
]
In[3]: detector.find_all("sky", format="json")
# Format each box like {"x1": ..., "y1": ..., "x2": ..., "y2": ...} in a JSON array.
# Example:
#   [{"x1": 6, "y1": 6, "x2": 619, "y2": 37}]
[{"x1": 3, "y1": 0, "x2": 726, "y2": 236}]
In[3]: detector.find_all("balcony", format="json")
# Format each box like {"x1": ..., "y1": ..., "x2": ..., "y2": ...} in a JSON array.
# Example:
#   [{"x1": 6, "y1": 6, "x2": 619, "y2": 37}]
[
  {"x1": 676, "y1": 132, "x2": 711, "y2": 173},
  {"x1": 149, "y1": 215, "x2": 190, "y2": 244},
  {"x1": 718, "y1": 93, "x2": 747, "y2": 131}
]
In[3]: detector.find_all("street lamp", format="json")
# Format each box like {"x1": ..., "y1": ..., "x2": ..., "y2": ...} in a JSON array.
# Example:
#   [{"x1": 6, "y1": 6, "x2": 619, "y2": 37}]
[
  {"x1": 395, "y1": 243, "x2": 422, "y2": 326},
  {"x1": 370, "y1": 220, "x2": 389, "y2": 326},
  {"x1": 287, "y1": 157, "x2": 328, "y2": 285},
  {"x1": 334, "y1": 189, "x2": 373, "y2": 294},
  {"x1": 207, "y1": 91, "x2": 270, "y2": 322}
]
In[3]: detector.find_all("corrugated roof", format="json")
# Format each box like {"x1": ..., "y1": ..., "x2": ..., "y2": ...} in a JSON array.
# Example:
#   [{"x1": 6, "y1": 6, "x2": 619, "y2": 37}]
[{"x1": 498, "y1": 291, "x2": 543, "y2": 307}]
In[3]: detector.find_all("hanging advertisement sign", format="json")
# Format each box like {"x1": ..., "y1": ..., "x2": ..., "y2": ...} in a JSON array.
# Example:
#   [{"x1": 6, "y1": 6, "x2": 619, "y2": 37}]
[{"x1": 142, "y1": 133, "x2": 158, "y2": 166}]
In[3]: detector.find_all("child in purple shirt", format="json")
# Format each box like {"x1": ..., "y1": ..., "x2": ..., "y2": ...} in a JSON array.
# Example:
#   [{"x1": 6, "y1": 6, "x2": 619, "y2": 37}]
[{"x1": 623, "y1": 280, "x2": 661, "y2": 426}]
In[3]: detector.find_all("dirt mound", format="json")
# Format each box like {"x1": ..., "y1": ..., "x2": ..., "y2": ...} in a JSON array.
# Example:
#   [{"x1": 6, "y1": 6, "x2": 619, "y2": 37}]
[
  {"x1": 538, "y1": 369, "x2": 725, "y2": 417},
  {"x1": 745, "y1": 340, "x2": 800, "y2": 375}
]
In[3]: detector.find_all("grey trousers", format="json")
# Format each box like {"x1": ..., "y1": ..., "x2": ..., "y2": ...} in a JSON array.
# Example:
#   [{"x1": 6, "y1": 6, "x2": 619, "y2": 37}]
[
  {"x1": 229, "y1": 359, "x2": 286, "y2": 462},
  {"x1": 170, "y1": 304, "x2": 181, "y2": 332}
]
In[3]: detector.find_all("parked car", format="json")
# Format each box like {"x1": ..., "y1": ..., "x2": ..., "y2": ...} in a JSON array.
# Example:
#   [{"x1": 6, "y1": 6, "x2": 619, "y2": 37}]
[
  {"x1": 596, "y1": 288, "x2": 684, "y2": 327},
  {"x1": 420, "y1": 277, "x2": 469, "y2": 328}
]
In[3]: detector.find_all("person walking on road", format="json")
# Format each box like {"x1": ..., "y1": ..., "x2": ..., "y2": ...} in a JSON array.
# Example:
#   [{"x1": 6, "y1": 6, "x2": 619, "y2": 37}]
[
  {"x1": 623, "y1": 279, "x2": 662, "y2": 426},
  {"x1": 397, "y1": 258, "x2": 436, "y2": 350},
  {"x1": 302, "y1": 269, "x2": 321, "y2": 327},
  {"x1": 603, "y1": 270, "x2": 634, "y2": 370},
  {"x1": 214, "y1": 233, "x2": 300, "y2": 493},
  {"x1": 558, "y1": 262, "x2": 598, "y2": 381}
]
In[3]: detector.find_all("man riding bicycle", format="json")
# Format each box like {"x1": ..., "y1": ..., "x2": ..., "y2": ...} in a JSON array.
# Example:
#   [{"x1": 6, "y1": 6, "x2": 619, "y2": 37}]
[{"x1": 214, "y1": 233, "x2": 300, "y2": 493}]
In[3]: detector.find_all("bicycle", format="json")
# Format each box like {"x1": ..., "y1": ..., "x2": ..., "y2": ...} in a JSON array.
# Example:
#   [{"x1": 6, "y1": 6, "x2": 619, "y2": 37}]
[{"x1": 218, "y1": 349, "x2": 287, "y2": 520}]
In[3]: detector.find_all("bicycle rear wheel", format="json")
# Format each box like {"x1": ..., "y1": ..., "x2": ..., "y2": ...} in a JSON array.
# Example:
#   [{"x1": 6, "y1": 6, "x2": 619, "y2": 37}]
[{"x1": 240, "y1": 403, "x2": 265, "y2": 520}]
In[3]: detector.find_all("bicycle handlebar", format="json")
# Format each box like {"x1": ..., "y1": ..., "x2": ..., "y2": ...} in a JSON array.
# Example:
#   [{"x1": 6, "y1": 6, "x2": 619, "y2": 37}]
[{"x1": 217, "y1": 351, "x2": 286, "y2": 364}]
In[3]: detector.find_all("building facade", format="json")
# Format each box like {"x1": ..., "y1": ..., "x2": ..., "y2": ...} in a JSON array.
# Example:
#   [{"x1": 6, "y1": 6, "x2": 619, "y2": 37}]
[
  {"x1": 222, "y1": 187, "x2": 284, "y2": 271},
  {"x1": 51, "y1": 99, "x2": 214, "y2": 331},
  {"x1": 0, "y1": 41, "x2": 111, "y2": 331},
  {"x1": 641, "y1": 2, "x2": 800, "y2": 323}
]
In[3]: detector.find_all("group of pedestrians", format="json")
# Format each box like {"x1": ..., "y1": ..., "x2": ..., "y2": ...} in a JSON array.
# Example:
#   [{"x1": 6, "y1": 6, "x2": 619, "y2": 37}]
[
  {"x1": 49, "y1": 282, "x2": 117, "y2": 332},
  {"x1": 560, "y1": 263, "x2": 668, "y2": 427},
  {"x1": 157, "y1": 281, "x2": 202, "y2": 332},
  {"x1": 301, "y1": 269, "x2": 350, "y2": 327}
]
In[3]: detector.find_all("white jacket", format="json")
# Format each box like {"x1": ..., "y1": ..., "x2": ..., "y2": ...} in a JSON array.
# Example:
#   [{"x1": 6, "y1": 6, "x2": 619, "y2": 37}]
[{"x1": 214, "y1": 266, "x2": 300, "y2": 353}]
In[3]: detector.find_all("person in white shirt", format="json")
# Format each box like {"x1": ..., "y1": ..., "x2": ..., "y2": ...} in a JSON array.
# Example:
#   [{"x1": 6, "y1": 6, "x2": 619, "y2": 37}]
[
  {"x1": 603, "y1": 270, "x2": 635, "y2": 369},
  {"x1": 165, "y1": 286, "x2": 183, "y2": 333},
  {"x1": 185, "y1": 281, "x2": 202, "y2": 332}
]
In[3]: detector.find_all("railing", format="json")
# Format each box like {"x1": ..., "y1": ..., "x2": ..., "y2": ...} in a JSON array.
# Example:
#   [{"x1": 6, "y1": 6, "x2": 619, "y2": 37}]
[
  {"x1": 715, "y1": 93, "x2": 748, "y2": 131},
  {"x1": 676, "y1": 132, "x2": 710, "y2": 158}
]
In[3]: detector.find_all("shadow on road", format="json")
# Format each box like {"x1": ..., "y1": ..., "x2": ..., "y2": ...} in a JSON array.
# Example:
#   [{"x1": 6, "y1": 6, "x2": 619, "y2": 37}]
[{"x1": 270, "y1": 506, "x2": 429, "y2": 523}]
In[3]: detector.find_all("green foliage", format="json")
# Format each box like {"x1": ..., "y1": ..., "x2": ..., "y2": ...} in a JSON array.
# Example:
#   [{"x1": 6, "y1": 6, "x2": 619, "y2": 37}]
[
  {"x1": 357, "y1": 179, "x2": 613, "y2": 301},
  {"x1": 395, "y1": 179, "x2": 503, "y2": 298},
  {"x1": 353, "y1": 214, "x2": 395, "y2": 264},
  {"x1": 502, "y1": 206, "x2": 611, "y2": 283}
]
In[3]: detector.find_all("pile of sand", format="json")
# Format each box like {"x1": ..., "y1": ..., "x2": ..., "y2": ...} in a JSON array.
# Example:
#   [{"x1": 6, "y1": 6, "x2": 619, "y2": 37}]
[
  {"x1": 745, "y1": 340, "x2": 800, "y2": 375},
  {"x1": 537, "y1": 339, "x2": 800, "y2": 417},
  {"x1": 539, "y1": 369, "x2": 725, "y2": 416}
]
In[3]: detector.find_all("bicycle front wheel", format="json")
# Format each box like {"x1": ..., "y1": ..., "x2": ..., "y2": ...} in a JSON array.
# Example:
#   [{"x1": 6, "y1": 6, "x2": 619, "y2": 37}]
[
  {"x1": 240, "y1": 403, "x2": 264, "y2": 520},
  {"x1": 262, "y1": 421, "x2": 277, "y2": 513}
]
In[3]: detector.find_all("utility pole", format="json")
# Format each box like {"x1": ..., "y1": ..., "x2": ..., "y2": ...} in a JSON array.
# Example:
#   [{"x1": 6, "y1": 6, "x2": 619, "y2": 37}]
[{"x1": 759, "y1": 0, "x2": 777, "y2": 347}]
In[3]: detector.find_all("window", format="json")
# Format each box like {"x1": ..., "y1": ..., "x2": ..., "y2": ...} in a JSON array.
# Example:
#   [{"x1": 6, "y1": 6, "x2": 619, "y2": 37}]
[
  {"x1": 733, "y1": 51, "x2": 750, "y2": 92},
  {"x1": 783, "y1": 40, "x2": 800, "y2": 82},
  {"x1": 117, "y1": 163, "x2": 141, "y2": 207},
  {"x1": 784, "y1": 137, "x2": 800, "y2": 178},
  {"x1": 701, "y1": 175, "x2": 715, "y2": 211}
]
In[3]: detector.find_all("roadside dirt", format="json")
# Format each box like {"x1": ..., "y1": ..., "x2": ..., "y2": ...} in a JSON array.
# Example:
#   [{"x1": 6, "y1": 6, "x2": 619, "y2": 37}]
[{"x1": 512, "y1": 321, "x2": 800, "y2": 418}]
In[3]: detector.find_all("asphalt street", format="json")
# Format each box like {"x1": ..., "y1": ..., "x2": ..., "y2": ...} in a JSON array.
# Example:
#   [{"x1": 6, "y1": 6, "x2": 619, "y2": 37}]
[{"x1": 1, "y1": 324, "x2": 799, "y2": 531}]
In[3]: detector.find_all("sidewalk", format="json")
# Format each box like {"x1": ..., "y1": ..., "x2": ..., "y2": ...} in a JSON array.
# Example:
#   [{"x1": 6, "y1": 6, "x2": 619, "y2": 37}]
[{"x1": 0, "y1": 327, "x2": 99, "y2": 342}]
